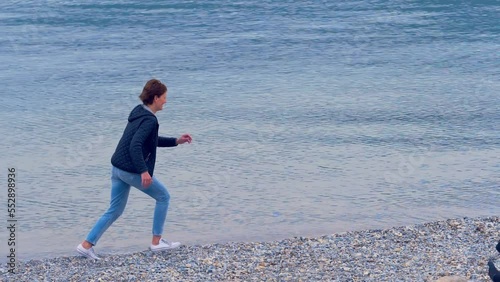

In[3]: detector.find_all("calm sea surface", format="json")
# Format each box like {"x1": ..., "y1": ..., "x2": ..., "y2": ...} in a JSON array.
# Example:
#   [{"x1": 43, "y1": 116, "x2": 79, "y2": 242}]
[{"x1": 0, "y1": 0, "x2": 499, "y2": 261}]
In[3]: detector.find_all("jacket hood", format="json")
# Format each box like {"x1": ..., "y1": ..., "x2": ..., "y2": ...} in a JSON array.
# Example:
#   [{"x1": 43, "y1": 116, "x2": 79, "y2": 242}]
[{"x1": 128, "y1": 104, "x2": 155, "y2": 122}]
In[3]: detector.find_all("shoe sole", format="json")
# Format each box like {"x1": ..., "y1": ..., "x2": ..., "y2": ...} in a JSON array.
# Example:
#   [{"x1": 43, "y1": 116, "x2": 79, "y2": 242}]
[{"x1": 150, "y1": 244, "x2": 182, "y2": 252}]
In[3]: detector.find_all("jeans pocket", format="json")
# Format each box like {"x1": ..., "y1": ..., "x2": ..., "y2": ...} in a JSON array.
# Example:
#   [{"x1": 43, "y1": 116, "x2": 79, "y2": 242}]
[{"x1": 116, "y1": 168, "x2": 138, "y2": 186}]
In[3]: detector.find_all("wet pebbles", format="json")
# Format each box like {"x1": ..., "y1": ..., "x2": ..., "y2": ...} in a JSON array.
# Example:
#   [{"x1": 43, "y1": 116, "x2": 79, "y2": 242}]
[{"x1": 1, "y1": 216, "x2": 498, "y2": 281}]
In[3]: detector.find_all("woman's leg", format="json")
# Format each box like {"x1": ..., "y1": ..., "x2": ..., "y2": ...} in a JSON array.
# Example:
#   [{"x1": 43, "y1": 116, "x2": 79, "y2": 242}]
[
  {"x1": 84, "y1": 168, "x2": 131, "y2": 246},
  {"x1": 137, "y1": 177, "x2": 170, "y2": 242},
  {"x1": 113, "y1": 168, "x2": 173, "y2": 246}
]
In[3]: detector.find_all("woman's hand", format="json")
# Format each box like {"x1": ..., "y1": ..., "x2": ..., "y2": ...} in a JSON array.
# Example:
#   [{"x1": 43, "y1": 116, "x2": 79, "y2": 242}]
[
  {"x1": 176, "y1": 134, "x2": 193, "y2": 145},
  {"x1": 141, "y1": 171, "x2": 152, "y2": 188}
]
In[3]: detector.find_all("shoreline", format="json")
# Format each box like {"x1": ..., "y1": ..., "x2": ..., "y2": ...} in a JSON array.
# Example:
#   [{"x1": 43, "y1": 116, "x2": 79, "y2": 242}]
[{"x1": 2, "y1": 216, "x2": 498, "y2": 281}]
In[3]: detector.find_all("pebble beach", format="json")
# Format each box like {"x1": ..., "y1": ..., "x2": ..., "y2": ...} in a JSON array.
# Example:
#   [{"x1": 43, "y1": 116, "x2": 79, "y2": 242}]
[{"x1": 1, "y1": 216, "x2": 498, "y2": 282}]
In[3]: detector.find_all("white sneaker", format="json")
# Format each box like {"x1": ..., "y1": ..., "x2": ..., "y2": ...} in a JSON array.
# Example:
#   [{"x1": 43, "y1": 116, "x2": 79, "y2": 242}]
[
  {"x1": 150, "y1": 238, "x2": 181, "y2": 252},
  {"x1": 76, "y1": 244, "x2": 100, "y2": 260}
]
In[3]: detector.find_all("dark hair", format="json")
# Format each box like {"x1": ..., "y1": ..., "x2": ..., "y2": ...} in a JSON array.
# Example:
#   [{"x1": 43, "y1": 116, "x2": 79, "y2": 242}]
[{"x1": 139, "y1": 79, "x2": 167, "y2": 105}]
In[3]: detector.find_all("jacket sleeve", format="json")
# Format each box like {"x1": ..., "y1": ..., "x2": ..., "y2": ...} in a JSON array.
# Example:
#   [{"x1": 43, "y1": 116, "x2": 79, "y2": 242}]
[
  {"x1": 158, "y1": 136, "x2": 178, "y2": 147},
  {"x1": 129, "y1": 118, "x2": 156, "y2": 173}
]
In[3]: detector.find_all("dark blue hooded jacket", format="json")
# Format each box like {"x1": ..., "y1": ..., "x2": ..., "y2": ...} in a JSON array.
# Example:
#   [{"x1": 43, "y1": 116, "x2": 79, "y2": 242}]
[{"x1": 111, "y1": 104, "x2": 177, "y2": 176}]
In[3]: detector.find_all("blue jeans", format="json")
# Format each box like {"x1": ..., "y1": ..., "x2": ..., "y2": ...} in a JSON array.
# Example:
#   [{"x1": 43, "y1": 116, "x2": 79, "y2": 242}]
[{"x1": 86, "y1": 166, "x2": 170, "y2": 245}]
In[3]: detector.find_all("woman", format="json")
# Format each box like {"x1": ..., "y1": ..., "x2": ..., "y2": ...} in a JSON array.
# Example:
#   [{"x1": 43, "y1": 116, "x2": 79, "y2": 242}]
[{"x1": 77, "y1": 79, "x2": 192, "y2": 259}]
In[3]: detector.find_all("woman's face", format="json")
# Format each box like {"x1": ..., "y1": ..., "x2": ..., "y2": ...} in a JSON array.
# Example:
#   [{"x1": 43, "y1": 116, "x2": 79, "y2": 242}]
[{"x1": 155, "y1": 91, "x2": 167, "y2": 111}]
